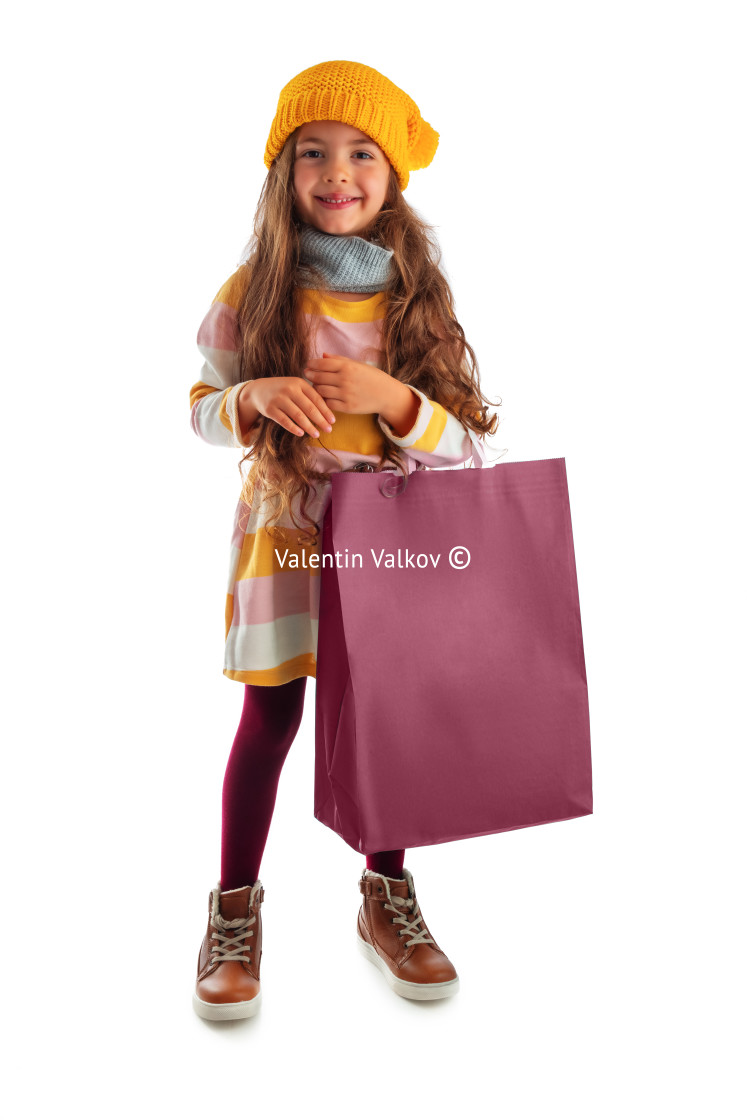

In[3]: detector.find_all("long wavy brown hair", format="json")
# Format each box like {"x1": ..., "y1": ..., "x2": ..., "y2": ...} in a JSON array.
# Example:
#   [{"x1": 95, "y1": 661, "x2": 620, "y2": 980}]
[{"x1": 234, "y1": 124, "x2": 502, "y2": 547}]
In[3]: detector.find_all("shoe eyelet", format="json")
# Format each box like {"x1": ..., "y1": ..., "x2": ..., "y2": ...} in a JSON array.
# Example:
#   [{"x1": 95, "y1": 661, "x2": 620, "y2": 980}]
[{"x1": 377, "y1": 886, "x2": 383, "y2": 893}]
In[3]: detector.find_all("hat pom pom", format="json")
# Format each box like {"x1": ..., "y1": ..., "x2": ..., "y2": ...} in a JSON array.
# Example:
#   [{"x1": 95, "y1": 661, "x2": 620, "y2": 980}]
[{"x1": 409, "y1": 118, "x2": 440, "y2": 171}]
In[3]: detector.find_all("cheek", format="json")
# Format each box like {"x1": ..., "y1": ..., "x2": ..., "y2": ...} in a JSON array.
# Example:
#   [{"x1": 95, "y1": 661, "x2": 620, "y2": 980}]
[
  {"x1": 365, "y1": 165, "x2": 390, "y2": 192},
  {"x1": 294, "y1": 163, "x2": 313, "y2": 191}
]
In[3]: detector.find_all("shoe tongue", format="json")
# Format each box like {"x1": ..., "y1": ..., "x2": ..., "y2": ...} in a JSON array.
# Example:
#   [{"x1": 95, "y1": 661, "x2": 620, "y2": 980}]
[
  {"x1": 385, "y1": 879, "x2": 410, "y2": 900},
  {"x1": 219, "y1": 886, "x2": 252, "y2": 921}
]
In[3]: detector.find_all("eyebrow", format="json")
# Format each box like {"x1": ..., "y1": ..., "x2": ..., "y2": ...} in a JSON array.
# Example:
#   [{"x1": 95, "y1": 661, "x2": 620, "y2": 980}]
[{"x1": 296, "y1": 136, "x2": 378, "y2": 147}]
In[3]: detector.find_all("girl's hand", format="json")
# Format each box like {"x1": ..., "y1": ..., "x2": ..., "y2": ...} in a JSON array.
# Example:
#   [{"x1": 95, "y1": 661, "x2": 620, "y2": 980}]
[
  {"x1": 303, "y1": 353, "x2": 393, "y2": 415},
  {"x1": 239, "y1": 377, "x2": 336, "y2": 439}
]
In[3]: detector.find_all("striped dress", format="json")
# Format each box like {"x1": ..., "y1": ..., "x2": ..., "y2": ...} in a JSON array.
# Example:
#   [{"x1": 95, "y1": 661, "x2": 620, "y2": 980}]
[{"x1": 190, "y1": 266, "x2": 484, "y2": 686}]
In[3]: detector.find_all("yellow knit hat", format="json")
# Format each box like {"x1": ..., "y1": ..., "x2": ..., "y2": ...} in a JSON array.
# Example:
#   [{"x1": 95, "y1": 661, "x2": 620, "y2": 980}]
[{"x1": 264, "y1": 60, "x2": 439, "y2": 191}]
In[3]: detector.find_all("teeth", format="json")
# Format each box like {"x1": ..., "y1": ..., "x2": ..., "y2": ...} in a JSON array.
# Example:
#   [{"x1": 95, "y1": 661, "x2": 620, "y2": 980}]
[{"x1": 320, "y1": 197, "x2": 356, "y2": 204}]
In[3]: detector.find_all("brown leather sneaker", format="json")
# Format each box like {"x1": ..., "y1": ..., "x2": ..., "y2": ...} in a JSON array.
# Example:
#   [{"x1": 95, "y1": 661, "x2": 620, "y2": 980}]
[
  {"x1": 193, "y1": 881, "x2": 264, "y2": 1020},
  {"x1": 356, "y1": 867, "x2": 460, "y2": 1000}
]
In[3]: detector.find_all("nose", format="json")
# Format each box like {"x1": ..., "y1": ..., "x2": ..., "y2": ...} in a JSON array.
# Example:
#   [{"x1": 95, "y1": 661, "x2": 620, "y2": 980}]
[{"x1": 324, "y1": 153, "x2": 351, "y2": 182}]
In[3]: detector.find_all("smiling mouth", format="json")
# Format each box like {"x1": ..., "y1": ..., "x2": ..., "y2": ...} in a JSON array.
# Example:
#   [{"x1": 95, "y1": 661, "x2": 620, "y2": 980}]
[{"x1": 316, "y1": 196, "x2": 361, "y2": 205}]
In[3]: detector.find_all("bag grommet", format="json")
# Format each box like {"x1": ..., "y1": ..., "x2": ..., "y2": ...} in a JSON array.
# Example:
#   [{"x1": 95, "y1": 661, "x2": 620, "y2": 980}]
[{"x1": 379, "y1": 474, "x2": 407, "y2": 498}]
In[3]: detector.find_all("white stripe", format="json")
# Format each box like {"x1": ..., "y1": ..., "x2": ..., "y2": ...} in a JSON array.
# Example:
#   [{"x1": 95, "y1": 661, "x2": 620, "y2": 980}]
[
  {"x1": 226, "y1": 543, "x2": 241, "y2": 594},
  {"x1": 225, "y1": 614, "x2": 319, "y2": 672}
]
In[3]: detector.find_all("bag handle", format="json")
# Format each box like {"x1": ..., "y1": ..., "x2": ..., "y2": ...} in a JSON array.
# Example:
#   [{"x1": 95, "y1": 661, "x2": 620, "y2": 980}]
[
  {"x1": 466, "y1": 428, "x2": 487, "y2": 469},
  {"x1": 380, "y1": 428, "x2": 488, "y2": 497}
]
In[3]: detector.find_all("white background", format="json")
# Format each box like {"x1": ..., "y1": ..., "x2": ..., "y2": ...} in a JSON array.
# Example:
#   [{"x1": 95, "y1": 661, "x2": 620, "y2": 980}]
[{"x1": 2, "y1": 1, "x2": 745, "y2": 1116}]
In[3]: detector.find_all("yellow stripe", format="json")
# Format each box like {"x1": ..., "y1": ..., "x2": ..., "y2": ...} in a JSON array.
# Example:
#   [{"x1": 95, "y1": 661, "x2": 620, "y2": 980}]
[
  {"x1": 211, "y1": 275, "x2": 386, "y2": 321},
  {"x1": 407, "y1": 398, "x2": 448, "y2": 454},
  {"x1": 298, "y1": 288, "x2": 387, "y2": 323},
  {"x1": 306, "y1": 411, "x2": 386, "y2": 456},
  {"x1": 213, "y1": 267, "x2": 250, "y2": 310},
  {"x1": 189, "y1": 380, "x2": 221, "y2": 409},
  {"x1": 224, "y1": 654, "x2": 316, "y2": 686}
]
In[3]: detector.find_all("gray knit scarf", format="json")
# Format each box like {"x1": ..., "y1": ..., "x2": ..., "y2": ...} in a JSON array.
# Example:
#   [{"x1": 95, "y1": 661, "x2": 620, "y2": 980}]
[{"x1": 296, "y1": 222, "x2": 394, "y2": 293}]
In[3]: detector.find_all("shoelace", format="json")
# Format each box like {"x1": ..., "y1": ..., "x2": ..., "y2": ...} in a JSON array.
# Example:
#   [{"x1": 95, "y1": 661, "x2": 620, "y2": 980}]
[
  {"x1": 209, "y1": 912, "x2": 255, "y2": 966},
  {"x1": 385, "y1": 895, "x2": 436, "y2": 948}
]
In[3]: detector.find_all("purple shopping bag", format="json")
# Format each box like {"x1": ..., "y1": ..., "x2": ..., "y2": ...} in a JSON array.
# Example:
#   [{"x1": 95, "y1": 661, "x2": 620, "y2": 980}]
[{"x1": 314, "y1": 457, "x2": 592, "y2": 853}]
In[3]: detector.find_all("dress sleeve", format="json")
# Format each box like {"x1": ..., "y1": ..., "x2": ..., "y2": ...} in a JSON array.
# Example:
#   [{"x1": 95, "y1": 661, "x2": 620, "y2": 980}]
[
  {"x1": 377, "y1": 386, "x2": 487, "y2": 468},
  {"x1": 189, "y1": 269, "x2": 257, "y2": 449}
]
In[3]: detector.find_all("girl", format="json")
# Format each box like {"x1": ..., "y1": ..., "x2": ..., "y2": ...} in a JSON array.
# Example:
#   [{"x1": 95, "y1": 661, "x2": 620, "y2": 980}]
[{"x1": 189, "y1": 60, "x2": 501, "y2": 1020}]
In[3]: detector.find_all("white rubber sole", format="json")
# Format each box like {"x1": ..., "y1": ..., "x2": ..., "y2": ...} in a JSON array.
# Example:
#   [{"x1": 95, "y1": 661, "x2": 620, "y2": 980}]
[
  {"x1": 192, "y1": 989, "x2": 262, "y2": 1021},
  {"x1": 356, "y1": 932, "x2": 460, "y2": 1000}
]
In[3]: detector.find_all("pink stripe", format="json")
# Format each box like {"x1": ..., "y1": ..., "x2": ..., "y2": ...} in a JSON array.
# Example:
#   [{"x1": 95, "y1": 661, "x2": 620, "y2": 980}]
[
  {"x1": 230, "y1": 499, "x2": 252, "y2": 549},
  {"x1": 197, "y1": 301, "x2": 238, "y2": 351},
  {"x1": 303, "y1": 314, "x2": 385, "y2": 366},
  {"x1": 232, "y1": 569, "x2": 320, "y2": 626},
  {"x1": 190, "y1": 401, "x2": 204, "y2": 441}
]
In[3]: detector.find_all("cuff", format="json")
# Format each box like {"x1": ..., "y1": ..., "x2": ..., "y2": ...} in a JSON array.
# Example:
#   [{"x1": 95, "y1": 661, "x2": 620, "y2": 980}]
[
  {"x1": 377, "y1": 385, "x2": 432, "y2": 447},
  {"x1": 226, "y1": 383, "x2": 253, "y2": 447}
]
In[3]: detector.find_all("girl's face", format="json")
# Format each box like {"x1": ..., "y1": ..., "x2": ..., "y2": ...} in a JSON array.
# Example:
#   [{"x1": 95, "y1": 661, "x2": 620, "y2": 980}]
[{"x1": 293, "y1": 120, "x2": 391, "y2": 237}]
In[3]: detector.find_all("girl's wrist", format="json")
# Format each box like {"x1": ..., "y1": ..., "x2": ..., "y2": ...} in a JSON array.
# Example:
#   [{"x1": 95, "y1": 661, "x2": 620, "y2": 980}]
[
  {"x1": 379, "y1": 382, "x2": 420, "y2": 438},
  {"x1": 237, "y1": 382, "x2": 260, "y2": 440}
]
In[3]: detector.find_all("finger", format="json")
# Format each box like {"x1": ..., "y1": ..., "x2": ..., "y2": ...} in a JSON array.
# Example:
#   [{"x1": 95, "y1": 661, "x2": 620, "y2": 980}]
[
  {"x1": 273, "y1": 403, "x2": 321, "y2": 438},
  {"x1": 305, "y1": 381, "x2": 341, "y2": 400},
  {"x1": 302, "y1": 371, "x2": 340, "y2": 403},
  {"x1": 268, "y1": 409, "x2": 307, "y2": 437},
  {"x1": 305, "y1": 359, "x2": 341, "y2": 374},
  {"x1": 306, "y1": 402, "x2": 336, "y2": 430},
  {"x1": 268, "y1": 408, "x2": 306, "y2": 437},
  {"x1": 298, "y1": 374, "x2": 335, "y2": 415},
  {"x1": 302, "y1": 388, "x2": 336, "y2": 427}
]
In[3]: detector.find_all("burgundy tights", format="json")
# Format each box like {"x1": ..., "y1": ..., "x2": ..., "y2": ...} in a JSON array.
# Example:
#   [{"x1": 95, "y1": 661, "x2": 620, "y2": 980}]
[{"x1": 221, "y1": 678, "x2": 405, "y2": 890}]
